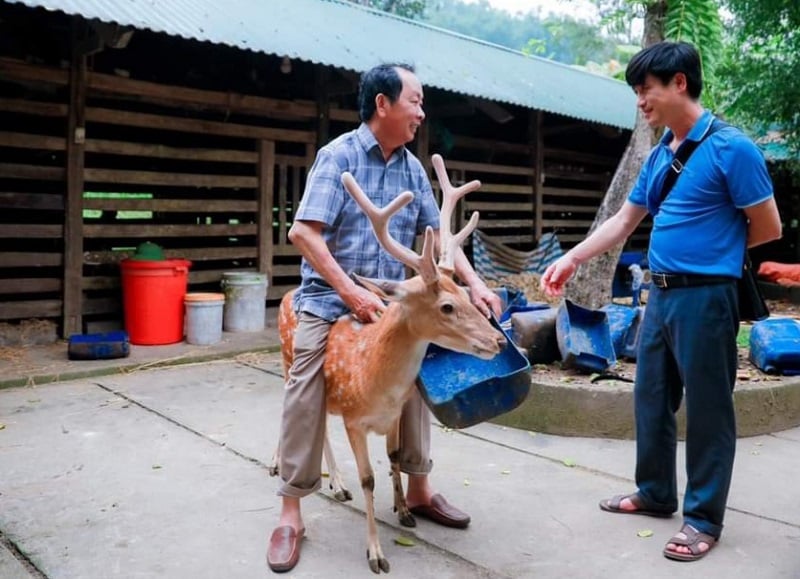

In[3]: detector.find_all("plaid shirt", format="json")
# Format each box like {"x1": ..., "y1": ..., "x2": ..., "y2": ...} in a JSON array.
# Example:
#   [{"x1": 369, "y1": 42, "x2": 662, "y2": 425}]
[{"x1": 292, "y1": 123, "x2": 440, "y2": 321}]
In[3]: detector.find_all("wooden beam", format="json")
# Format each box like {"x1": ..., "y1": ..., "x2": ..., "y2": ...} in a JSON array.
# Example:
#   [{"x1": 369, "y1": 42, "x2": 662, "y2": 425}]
[
  {"x1": 315, "y1": 67, "x2": 331, "y2": 148},
  {"x1": 0, "y1": 131, "x2": 66, "y2": 151},
  {"x1": 0, "y1": 97, "x2": 68, "y2": 117},
  {"x1": 82, "y1": 198, "x2": 258, "y2": 213},
  {"x1": 0, "y1": 225, "x2": 63, "y2": 238},
  {"x1": 443, "y1": 160, "x2": 532, "y2": 176},
  {"x1": 451, "y1": 134, "x2": 531, "y2": 156},
  {"x1": 0, "y1": 57, "x2": 69, "y2": 86},
  {"x1": 88, "y1": 70, "x2": 318, "y2": 120},
  {"x1": 531, "y1": 110, "x2": 544, "y2": 241},
  {"x1": 85, "y1": 138, "x2": 257, "y2": 163},
  {"x1": 0, "y1": 192, "x2": 64, "y2": 210},
  {"x1": 258, "y1": 140, "x2": 276, "y2": 287},
  {"x1": 63, "y1": 29, "x2": 88, "y2": 337},
  {"x1": 0, "y1": 278, "x2": 61, "y2": 294},
  {"x1": 542, "y1": 187, "x2": 605, "y2": 199},
  {"x1": 83, "y1": 246, "x2": 259, "y2": 267},
  {"x1": 86, "y1": 106, "x2": 316, "y2": 144},
  {"x1": 0, "y1": 252, "x2": 63, "y2": 267},
  {"x1": 0, "y1": 300, "x2": 62, "y2": 320},
  {"x1": 0, "y1": 163, "x2": 65, "y2": 181},
  {"x1": 83, "y1": 168, "x2": 257, "y2": 188},
  {"x1": 84, "y1": 223, "x2": 258, "y2": 238}
]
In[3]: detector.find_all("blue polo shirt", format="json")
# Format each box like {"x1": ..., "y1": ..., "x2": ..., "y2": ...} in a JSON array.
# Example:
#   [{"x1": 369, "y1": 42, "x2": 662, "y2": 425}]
[
  {"x1": 628, "y1": 111, "x2": 774, "y2": 277},
  {"x1": 293, "y1": 123, "x2": 440, "y2": 321}
]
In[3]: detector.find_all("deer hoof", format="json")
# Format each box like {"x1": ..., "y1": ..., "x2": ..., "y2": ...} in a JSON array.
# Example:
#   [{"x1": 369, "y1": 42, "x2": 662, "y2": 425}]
[
  {"x1": 333, "y1": 488, "x2": 353, "y2": 502},
  {"x1": 398, "y1": 511, "x2": 416, "y2": 528},
  {"x1": 367, "y1": 551, "x2": 390, "y2": 574}
]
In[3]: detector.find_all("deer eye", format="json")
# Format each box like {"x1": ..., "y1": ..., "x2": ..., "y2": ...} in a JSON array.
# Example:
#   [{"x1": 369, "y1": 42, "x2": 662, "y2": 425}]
[{"x1": 441, "y1": 303, "x2": 454, "y2": 315}]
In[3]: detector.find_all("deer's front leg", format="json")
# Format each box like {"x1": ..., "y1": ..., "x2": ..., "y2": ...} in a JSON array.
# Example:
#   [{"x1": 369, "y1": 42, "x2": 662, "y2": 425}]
[
  {"x1": 387, "y1": 419, "x2": 414, "y2": 527},
  {"x1": 323, "y1": 427, "x2": 352, "y2": 502},
  {"x1": 345, "y1": 423, "x2": 389, "y2": 574},
  {"x1": 268, "y1": 443, "x2": 280, "y2": 477}
]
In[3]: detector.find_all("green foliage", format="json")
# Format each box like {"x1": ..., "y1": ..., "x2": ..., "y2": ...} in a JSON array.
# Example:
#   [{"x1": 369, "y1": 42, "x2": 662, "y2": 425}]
[
  {"x1": 715, "y1": 0, "x2": 800, "y2": 165},
  {"x1": 420, "y1": 0, "x2": 621, "y2": 66},
  {"x1": 347, "y1": 0, "x2": 425, "y2": 19}
]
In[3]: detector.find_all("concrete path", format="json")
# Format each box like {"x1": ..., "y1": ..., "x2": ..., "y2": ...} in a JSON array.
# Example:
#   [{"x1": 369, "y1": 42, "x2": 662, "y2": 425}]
[{"x1": 1, "y1": 352, "x2": 799, "y2": 578}]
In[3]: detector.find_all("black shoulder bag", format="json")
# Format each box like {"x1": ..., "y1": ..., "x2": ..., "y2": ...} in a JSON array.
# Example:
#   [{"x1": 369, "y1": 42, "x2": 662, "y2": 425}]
[{"x1": 657, "y1": 117, "x2": 769, "y2": 321}]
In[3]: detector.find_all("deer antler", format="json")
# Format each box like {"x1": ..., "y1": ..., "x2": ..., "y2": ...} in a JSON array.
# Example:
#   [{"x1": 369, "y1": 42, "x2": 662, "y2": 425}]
[
  {"x1": 431, "y1": 154, "x2": 481, "y2": 273},
  {"x1": 341, "y1": 172, "x2": 439, "y2": 284}
]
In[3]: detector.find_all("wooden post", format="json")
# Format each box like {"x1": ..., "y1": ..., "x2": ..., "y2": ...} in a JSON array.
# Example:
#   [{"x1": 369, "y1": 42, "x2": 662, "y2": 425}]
[
  {"x1": 257, "y1": 140, "x2": 276, "y2": 291},
  {"x1": 63, "y1": 23, "x2": 88, "y2": 337},
  {"x1": 530, "y1": 110, "x2": 544, "y2": 242},
  {"x1": 315, "y1": 67, "x2": 330, "y2": 149}
]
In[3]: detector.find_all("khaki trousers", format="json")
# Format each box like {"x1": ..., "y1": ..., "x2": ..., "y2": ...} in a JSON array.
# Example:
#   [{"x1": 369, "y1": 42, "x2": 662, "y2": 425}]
[{"x1": 278, "y1": 312, "x2": 432, "y2": 498}]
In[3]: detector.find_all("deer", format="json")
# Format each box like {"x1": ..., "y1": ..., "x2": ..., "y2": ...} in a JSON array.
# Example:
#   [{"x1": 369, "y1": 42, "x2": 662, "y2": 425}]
[{"x1": 274, "y1": 154, "x2": 507, "y2": 574}]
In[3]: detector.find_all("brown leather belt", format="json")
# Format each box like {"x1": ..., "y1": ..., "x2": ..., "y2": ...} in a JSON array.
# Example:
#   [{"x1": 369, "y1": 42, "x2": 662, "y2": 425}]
[{"x1": 650, "y1": 273, "x2": 735, "y2": 289}]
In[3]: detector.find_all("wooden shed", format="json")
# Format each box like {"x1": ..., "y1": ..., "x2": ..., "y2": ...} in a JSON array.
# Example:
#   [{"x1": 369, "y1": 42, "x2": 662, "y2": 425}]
[{"x1": 0, "y1": 0, "x2": 642, "y2": 338}]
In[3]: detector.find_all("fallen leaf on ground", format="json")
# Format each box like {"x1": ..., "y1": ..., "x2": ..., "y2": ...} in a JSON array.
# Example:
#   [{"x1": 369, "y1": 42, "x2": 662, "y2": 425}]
[
  {"x1": 395, "y1": 536, "x2": 415, "y2": 547},
  {"x1": 637, "y1": 529, "x2": 654, "y2": 538},
  {"x1": 562, "y1": 458, "x2": 576, "y2": 467}
]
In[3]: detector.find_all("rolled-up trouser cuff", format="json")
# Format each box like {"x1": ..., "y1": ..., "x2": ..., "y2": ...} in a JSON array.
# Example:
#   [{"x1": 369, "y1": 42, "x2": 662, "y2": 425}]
[{"x1": 278, "y1": 478, "x2": 323, "y2": 499}]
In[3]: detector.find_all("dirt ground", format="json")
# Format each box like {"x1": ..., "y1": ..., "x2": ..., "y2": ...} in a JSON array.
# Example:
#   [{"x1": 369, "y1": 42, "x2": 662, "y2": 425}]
[
  {"x1": 528, "y1": 298, "x2": 800, "y2": 388},
  {"x1": 484, "y1": 273, "x2": 800, "y2": 388}
]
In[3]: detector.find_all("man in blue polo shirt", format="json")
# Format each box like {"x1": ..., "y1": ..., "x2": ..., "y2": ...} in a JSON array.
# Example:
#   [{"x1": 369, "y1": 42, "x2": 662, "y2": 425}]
[
  {"x1": 267, "y1": 63, "x2": 501, "y2": 573},
  {"x1": 541, "y1": 41, "x2": 781, "y2": 562}
]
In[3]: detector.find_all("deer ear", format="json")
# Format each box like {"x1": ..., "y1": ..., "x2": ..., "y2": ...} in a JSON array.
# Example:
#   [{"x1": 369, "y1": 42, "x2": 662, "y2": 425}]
[{"x1": 351, "y1": 273, "x2": 407, "y2": 302}]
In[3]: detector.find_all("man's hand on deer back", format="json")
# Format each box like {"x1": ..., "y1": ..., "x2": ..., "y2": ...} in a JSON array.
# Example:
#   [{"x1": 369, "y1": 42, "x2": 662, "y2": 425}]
[{"x1": 344, "y1": 284, "x2": 387, "y2": 324}]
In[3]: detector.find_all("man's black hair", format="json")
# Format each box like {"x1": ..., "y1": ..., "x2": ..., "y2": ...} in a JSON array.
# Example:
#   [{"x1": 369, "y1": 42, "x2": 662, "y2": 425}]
[
  {"x1": 358, "y1": 63, "x2": 415, "y2": 122},
  {"x1": 625, "y1": 41, "x2": 703, "y2": 99}
]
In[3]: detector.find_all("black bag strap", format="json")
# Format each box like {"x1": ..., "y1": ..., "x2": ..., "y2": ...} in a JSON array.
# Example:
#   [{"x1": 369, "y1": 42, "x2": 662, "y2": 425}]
[{"x1": 658, "y1": 117, "x2": 729, "y2": 205}]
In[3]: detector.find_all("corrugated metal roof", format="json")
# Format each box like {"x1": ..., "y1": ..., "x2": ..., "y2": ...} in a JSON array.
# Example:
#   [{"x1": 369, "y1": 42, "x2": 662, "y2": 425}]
[{"x1": 7, "y1": 0, "x2": 637, "y2": 129}]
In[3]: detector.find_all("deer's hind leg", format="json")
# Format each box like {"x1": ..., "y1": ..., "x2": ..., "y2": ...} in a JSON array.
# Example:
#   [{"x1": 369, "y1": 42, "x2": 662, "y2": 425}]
[
  {"x1": 322, "y1": 428, "x2": 353, "y2": 502},
  {"x1": 387, "y1": 419, "x2": 414, "y2": 527},
  {"x1": 344, "y1": 423, "x2": 389, "y2": 574}
]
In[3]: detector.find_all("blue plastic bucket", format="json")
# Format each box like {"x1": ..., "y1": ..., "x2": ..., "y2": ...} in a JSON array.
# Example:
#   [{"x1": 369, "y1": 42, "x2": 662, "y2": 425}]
[
  {"x1": 221, "y1": 272, "x2": 268, "y2": 332},
  {"x1": 185, "y1": 293, "x2": 224, "y2": 345}
]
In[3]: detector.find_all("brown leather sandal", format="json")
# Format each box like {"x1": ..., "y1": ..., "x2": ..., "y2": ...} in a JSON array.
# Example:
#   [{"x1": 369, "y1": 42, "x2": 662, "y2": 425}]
[
  {"x1": 663, "y1": 523, "x2": 718, "y2": 562},
  {"x1": 599, "y1": 493, "x2": 674, "y2": 518}
]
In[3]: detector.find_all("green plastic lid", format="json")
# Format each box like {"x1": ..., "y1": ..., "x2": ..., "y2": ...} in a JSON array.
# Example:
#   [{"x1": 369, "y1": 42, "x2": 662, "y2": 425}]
[{"x1": 131, "y1": 241, "x2": 165, "y2": 261}]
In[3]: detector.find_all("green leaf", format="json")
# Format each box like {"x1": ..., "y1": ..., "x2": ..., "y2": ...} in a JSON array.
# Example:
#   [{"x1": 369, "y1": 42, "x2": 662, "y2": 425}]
[
  {"x1": 395, "y1": 536, "x2": 416, "y2": 547},
  {"x1": 637, "y1": 529, "x2": 654, "y2": 538},
  {"x1": 562, "y1": 458, "x2": 576, "y2": 467}
]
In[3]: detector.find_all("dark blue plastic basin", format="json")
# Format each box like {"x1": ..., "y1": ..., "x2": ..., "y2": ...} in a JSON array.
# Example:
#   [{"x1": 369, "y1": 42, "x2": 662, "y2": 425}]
[{"x1": 417, "y1": 317, "x2": 531, "y2": 429}]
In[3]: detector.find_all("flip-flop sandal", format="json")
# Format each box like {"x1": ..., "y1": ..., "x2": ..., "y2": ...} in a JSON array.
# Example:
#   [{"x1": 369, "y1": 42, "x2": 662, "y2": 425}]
[
  {"x1": 663, "y1": 523, "x2": 717, "y2": 562},
  {"x1": 599, "y1": 493, "x2": 674, "y2": 518}
]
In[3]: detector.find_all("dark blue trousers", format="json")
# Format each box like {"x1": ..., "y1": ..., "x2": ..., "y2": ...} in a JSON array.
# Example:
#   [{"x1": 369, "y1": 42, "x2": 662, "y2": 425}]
[{"x1": 634, "y1": 281, "x2": 739, "y2": 539}]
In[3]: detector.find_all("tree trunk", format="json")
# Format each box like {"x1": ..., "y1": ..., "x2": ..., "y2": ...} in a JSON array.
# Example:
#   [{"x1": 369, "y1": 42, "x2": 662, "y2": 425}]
[
  {"x1": 564, "y1": 113, "x2": 655, "y2": 308},
  {"x1": 563, "y1": 1, "x2": 666, "y2": 309}
]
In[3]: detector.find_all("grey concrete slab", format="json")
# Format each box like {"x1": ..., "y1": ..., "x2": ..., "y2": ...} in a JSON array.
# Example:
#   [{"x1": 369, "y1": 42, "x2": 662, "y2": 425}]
[
  {"x1": 0, "y1": 379, "x2": 490, "y2": 578},
  {"x1": 0, "y1": 541, "x2": 35, "y2": 579},
  {"x1": 1, "y1": 356, "x2": 799, "y2": 578}
]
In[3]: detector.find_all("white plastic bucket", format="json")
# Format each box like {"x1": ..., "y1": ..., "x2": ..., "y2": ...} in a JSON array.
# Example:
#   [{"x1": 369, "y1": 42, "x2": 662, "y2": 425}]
[
  {"x1": 220, "y1": 272, "x2": 268, "y2": 332},
  {"x1": 184, "y1": 292, "x2": 225, "y2": 345}
]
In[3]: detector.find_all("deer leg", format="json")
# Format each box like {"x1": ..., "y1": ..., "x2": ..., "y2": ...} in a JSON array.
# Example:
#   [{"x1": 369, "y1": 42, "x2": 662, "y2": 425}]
[
  {"x1": 323, "y1": 427, "x2": 352, "y2": 502},
  {"x1": 268, "y1": 443, "x2": 280, "y2": 477},
  {"x1": 387, "y1": 419, "x2": 414, "y2": 527},
  {"x1": 345, "y1": 424, "x2": 390, "y2": 574}
]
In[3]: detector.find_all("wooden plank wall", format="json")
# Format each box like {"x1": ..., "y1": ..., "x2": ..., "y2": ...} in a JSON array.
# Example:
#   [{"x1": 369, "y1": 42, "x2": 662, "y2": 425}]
[
  {"x1": 0, "y1": 54, "x2": 628, "y2": 335},
  {"x1": 435, "y1": 124, "x2": 629, "y2": 254},
  {"x1": 0, "y1": 59, "x2": 69, "y2": 322},
  {"x1": 0, "y1": 56, "x2": 362, "y2": 334}
]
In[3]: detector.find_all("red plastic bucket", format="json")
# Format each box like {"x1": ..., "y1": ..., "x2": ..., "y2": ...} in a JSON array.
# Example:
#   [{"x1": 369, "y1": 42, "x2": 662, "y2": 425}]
[{"x1": 120, "y1": 259, "x2": 191, "y2": 345}]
